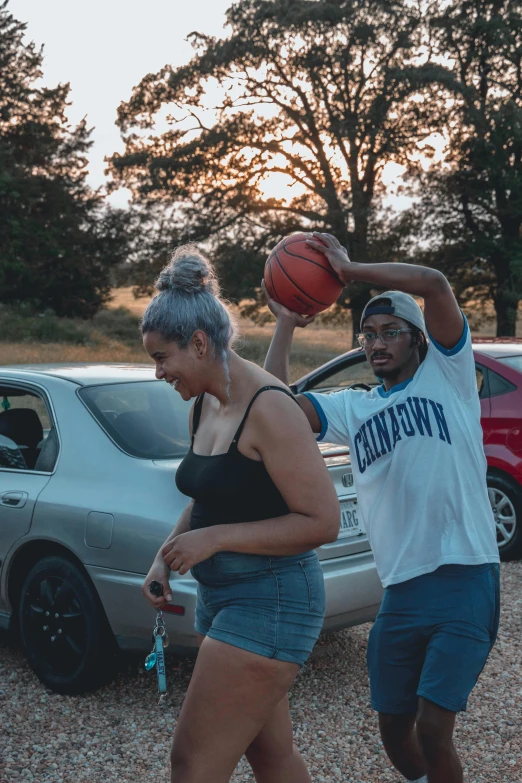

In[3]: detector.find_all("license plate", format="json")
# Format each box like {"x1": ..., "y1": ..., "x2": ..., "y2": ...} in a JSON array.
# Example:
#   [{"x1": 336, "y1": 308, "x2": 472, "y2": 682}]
[{"x1": 339, "y1": 499, "x2": 364, "y2": 538}]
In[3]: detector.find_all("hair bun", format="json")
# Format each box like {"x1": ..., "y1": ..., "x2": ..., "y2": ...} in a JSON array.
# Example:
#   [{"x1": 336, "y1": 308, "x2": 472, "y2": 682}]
[{"x1": 156, "y1": 245, "x2": 219, "y2": 296}]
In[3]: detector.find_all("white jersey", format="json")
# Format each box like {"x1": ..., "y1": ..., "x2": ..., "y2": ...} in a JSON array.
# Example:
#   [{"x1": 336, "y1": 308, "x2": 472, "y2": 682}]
[{"x1": 305, "y1": 318, "x2": 499, "y2": 588}]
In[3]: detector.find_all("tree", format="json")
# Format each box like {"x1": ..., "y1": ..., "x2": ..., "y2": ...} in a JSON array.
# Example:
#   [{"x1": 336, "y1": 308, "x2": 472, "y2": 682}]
[
  {"x1": 119, "y1": 207, "x2": 307, "y2": 306},
  {"x1": 406, "y1": 0, "x2": 522, "y2": 335},
  {"x1": 0, "y1": 1, "x2": 130, "y2": 318},
  {"x1": 109, "y1": 0, "x2": 442, "y2": 337}
]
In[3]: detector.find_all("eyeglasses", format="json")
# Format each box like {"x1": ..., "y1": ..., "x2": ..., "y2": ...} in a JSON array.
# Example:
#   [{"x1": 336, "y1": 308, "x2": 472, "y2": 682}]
[{"x1": 356, "y1": 328, "x2": 412, "y2": 347}]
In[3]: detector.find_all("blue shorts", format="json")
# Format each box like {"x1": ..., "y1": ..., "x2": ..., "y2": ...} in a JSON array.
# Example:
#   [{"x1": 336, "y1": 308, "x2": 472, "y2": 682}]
[
  {"x1": 367, "y1": 563, "x2": 500, "y2": 714},
  {"x1": 192, "y1": 550, "x2": 325, "y2": 667}
]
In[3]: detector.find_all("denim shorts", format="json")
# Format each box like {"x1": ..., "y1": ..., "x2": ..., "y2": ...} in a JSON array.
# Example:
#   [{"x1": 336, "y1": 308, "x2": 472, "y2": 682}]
[
  {"x1": 367, "y1": 563, "x2": 500, "y2": 714},
  {"x1": 192, "y1": 550, "x2": 325, "y2": 667}
]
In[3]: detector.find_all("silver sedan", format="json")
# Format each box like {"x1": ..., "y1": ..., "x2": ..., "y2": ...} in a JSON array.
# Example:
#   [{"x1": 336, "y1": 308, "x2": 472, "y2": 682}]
[{"x1": 0, "y1": 364, "x2": 382, "y2": 693}]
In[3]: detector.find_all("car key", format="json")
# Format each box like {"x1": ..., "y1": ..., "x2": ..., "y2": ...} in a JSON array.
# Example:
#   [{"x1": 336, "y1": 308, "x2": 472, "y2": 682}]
[{"x1": 149, "y1": 580, "x2": 164, "y2": 598}]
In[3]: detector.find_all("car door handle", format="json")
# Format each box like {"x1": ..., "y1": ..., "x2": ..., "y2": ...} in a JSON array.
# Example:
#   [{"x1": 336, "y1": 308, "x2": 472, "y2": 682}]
[{"x1": 0, "y1": 491, "x2": 28, "y2": 508}]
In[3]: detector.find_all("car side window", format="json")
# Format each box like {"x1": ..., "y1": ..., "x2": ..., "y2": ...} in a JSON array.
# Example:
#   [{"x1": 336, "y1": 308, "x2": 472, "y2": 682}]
[
  {"x1": 475, "y1": 364, "x2": 517, "y2": 400},
  {"x1": 307, "y1": 356, "x2": 376, "y2": 391},
  {"x1": 475, "y1": 365, "x2": 486, "y2": 398},
  {"x1": 487, "y1": 369, "x2": 517, "y2": 397},
  {"x1": 0, "y1": 385, "x2": 58, "y2": 472}
]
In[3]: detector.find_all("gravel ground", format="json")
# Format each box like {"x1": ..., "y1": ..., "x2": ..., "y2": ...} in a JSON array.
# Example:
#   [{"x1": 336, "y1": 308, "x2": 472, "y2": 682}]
[{"x1": 1, "y1": 562, "x2": 521, "y2": 783}]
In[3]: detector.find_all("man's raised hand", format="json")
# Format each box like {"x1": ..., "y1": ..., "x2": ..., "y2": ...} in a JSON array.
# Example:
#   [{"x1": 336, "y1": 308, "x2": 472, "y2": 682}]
[
  {"x1": 261, "y1": 280, "x2": 316, "y2": 328},
  {"x1": 306, "y1": 232, "x2": 351, "y2": 284}
]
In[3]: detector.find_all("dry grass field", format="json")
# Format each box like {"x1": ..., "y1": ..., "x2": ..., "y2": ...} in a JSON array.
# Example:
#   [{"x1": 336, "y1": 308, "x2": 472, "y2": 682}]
[
  {"x1": 103, "y1": 287, "x2": 522, "y2": 379},
  {"x1": 106, "y1": 286, "x2": 152, "y2": 317},
  {"x1": 0, "y1": 288, "x2": 353, "y2": 382},
  {"x1": 0, "y1": 287, "x2": 519, "y2": 383},
  {"x1": 0, "y1": 341, "x2": 147, "y2": 366}
]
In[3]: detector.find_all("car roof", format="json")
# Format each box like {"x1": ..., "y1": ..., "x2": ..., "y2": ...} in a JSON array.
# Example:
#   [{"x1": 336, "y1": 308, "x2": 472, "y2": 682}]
[
  {"x1": 0, "y1": 363, "x2": 156, "y2": 386},
  {"x1": 472, "y1": 338, "x2": 522, "y2": 359}
]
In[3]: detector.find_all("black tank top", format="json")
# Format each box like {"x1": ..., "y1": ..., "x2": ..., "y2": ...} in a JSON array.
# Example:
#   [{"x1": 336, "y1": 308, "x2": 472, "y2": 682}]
[{"x1": 175, "y1": 386, "x2": 298, "y2": 531}]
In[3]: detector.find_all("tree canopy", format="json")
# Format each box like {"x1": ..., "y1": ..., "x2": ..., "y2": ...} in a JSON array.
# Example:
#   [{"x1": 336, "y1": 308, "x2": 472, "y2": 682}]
[
  {"x1": 2, "y1": 0, "x2": 520, "y2": 334},
  {"x1": 405, "y1": 0, "x2": 522, "y2": 335},
  {"x1": 109, "y1": 0, "x2": 447, "y2": 332},
  {"x1": 0, "y1": 1, "x2": 130, "y2": 318}
]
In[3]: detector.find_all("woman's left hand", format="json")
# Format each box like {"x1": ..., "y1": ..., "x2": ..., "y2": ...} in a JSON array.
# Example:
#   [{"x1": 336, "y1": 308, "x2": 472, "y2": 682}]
[{"x1": 161, "y1": 528, "x2": 220, "y2": 575}]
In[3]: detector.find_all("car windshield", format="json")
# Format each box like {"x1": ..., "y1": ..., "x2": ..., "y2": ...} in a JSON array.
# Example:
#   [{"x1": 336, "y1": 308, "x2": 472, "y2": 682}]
[
  {"x1": 496, "y1": 355, "x2": 522, "y2": 374},
  {"x1": 79, "y1": 381, "x2": 192, "y2": 459}
]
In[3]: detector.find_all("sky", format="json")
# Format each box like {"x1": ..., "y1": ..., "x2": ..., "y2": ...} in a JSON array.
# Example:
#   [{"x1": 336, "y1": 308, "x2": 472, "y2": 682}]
[
  {"x1": 11, "y1": 0, "x2": 234, "y2": 204},
  {"x1": 10, "y1": 0, "x2": 412, "y2": 209}
]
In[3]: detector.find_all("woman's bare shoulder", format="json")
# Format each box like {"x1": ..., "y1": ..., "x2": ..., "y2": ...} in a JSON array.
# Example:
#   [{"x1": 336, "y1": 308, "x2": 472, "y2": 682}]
[{"x1": 247, "y1": 385, "x2": 305, "y2": 429}]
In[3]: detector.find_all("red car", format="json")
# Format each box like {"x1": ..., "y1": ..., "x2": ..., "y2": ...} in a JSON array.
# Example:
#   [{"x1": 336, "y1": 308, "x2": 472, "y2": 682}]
[{"x1": 292, "y1": 338, "x2": 522, "y2": 561}]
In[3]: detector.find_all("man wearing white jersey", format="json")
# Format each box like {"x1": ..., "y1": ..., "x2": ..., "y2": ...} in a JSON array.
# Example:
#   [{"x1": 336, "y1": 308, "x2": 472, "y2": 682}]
[{"x1": 263, "y1": 232, "x2": 500, "y2": 783}]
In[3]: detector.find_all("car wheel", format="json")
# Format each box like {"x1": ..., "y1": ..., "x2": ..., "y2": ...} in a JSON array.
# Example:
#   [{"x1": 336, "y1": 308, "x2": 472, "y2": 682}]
[
  {"x1": 487, "y1": 473, "x2": 522, "y2": 561},
  {"x1": 19, "y1": 555, "x2": 116, "y2": 694}
]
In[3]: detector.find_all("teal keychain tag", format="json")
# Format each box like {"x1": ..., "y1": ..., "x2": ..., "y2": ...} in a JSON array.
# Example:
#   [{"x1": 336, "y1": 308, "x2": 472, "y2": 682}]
[
  {"x1": 146, "y1": 581, "x2": 168, "y2": 700},
  {"x1": 154, "y1": 630, "x2": 167, "y2": 694},
  {"x1": 144, "y1": 608, "x2": 168, "y2": 698}
]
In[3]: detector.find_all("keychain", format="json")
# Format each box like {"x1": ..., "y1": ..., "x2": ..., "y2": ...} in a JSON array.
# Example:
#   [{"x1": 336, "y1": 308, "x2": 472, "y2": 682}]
[{"x1": 146, "y1": 580, "x2": 169, "y2": 700}]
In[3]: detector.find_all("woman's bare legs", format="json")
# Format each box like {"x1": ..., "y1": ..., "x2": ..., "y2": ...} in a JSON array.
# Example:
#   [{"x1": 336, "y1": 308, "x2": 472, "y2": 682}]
[
  {"x1": 245, "y1": 694, "x2": 312, "y2": 783},
  {"x1": 170, "y1": 636, "x2": 303, "y2": 783}
]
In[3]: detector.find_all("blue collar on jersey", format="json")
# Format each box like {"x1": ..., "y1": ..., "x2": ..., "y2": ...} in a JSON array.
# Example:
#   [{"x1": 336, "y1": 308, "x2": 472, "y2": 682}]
[{"x1": 377, "y1": 377, "x2": 414, "y2": 398}]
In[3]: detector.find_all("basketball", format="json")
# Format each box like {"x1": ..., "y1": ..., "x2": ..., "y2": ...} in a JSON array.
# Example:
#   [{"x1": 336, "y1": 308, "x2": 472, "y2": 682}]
[{"x1": 264, "y1": 233, "x2": 344, "y2": 315}]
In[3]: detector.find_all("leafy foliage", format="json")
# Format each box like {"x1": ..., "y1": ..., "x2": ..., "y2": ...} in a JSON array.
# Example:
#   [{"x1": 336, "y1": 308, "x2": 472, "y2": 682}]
[
  {"x1": 109, "y1": 0, "x2": 445, "y2": 335},
  {"x1": 404, "y1": 0, "x2": 522, "y2": 335},
  {"x1": 0, "y1": 1, "x2": 131, "y2": 317}
]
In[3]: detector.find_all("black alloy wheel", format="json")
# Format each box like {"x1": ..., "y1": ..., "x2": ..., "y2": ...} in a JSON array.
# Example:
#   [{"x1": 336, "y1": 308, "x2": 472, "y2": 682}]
[{"x1": 19, "y1": 555, "x2": 115, "y2": 694}]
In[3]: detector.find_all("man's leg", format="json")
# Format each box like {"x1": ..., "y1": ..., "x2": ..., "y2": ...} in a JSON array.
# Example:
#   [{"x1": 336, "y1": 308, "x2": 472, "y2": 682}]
[
  {"x1": 415, "y1": 698, "x2": 461, "y2": 783},
  {"x1": 412, "y1": 563, "x2": 501, "y2": 783},
  {"x1": 379, "y1": 703, "x2": 460, "y2": 783},
  {"x1": 367, "y1": 586, "x2": 428, "y2": 781},
  {"x1": 378, "y1": 712, "x2": 426, "y2": 781}
]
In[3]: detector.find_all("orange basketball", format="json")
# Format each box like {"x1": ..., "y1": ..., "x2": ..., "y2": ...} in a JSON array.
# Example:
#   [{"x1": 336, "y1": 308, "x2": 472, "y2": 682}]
[{"x1": 264, "y1": 233, "x2": 344, "y2": 315}]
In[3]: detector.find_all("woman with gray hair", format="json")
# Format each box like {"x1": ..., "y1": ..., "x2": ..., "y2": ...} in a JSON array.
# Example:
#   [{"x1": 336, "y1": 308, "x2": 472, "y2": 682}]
[{"x1": 141, "y1": 245, "x2": 340, "y2": 783}]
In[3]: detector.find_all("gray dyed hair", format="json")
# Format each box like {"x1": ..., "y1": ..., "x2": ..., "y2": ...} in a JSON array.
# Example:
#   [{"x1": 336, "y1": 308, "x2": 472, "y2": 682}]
[{"x1": 141, "y1": 245, "x2": 238, "y2": 363}]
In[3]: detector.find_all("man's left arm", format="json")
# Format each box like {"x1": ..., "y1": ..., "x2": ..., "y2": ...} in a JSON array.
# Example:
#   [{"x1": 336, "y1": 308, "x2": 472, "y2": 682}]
[
  {"x1": 307, "y1": 231, "x2": 464, "y2": 349},
  {"x1": 307, "y1": 233, "x2": 476, "y2": 397}
]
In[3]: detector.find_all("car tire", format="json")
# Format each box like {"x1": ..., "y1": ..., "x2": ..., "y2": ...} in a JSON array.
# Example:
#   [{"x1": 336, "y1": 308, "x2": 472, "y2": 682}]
[
  {"x1": 487, "y1": 473, "x2": 522, "y2": 561},
  {"x1": 18, "y1": 555, "x2": 116, "y2": 694}
]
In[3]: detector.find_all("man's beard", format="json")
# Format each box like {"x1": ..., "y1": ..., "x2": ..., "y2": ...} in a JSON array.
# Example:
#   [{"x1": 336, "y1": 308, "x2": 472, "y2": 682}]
[
  {"x1": 371, "y1": 348, "x2": 419, "y2": 381},
  {"x1": 372, "y1": 365, "x2": 402, "y2": 381}
]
